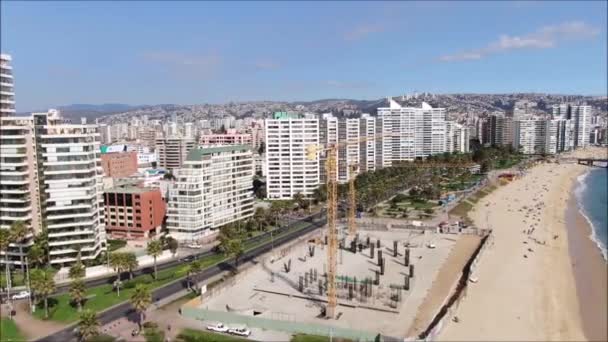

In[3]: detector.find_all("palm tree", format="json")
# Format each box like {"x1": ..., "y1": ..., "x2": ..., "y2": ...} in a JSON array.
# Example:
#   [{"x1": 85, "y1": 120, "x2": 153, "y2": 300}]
[
  {"x1": 146, "y1": 240, "x2": 163, "y2": 280},
  {"x1": 186, "y1": 260, "x2": 202, "y2": 291},
  {"x1": 253, "y1": 207, "x2": 267, "y2": 232},
  {"x1": 0, "y1": 229, "x2": 11, "y2": 297},
  {"x1": 69, "y1": 260, "x2": 85, "y2": 280},
  {"x1": 124, "y1": 252, "x2": 138, "y2": 280},
  {"x1": 166, "y1": 237, "x2": 178, "y2": 258},
  {"x1": 78, "y1": 310, "x2": 99, "y2": 341},
  {"x1": 69, "y1": 278, "x2": 86, "y2": 312},
  {"x1": 110, "y1": 253, "x2": 126, "y2": 296},
  {"x1": 227, "y1": 239, "x2": 244, "y2": 270},
  {"x1": 130, "y1": 284, "x2": 151, "y2": 329},
  {"x1": 9, "y1": 221, "x2": 29, "y2": 274},
  {"x1": 30, "y1": 268, "x2": 56, "y2": 319},
  {"x1": 28, "y1": 226, "x2": 49, "y2": 269}
]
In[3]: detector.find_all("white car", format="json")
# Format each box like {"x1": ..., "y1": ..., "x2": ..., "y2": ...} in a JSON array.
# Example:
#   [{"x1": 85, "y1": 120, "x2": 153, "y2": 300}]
[
  {"x1": 187, "y1": 243, "x2": 202, "y2": 249},
  {"x1": 12, "y1": 291, "x2": 30, "y2": 300},
  {"x1": 228, "y1": 327, "x2": 251, "y2": 337},
  {"x1": 206, "y1": 323, "x2": 229, "y2": 333}
]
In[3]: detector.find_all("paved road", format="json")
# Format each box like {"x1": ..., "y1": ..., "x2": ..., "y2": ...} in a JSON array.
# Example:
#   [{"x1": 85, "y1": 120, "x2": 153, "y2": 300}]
[{"x1": 35, "y1": 213, "x2": 327, "y2": 342}]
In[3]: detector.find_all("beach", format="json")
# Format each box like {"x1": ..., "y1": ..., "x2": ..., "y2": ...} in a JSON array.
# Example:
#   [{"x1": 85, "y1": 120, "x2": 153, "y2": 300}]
[{"x1": 438, "y1": 147, "x2": 607, "y2": 341}]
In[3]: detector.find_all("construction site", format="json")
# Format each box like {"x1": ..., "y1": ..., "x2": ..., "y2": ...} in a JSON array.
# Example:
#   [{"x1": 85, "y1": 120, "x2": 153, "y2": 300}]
[{"x1": 182, "y1": 138, "x2": 490, "y2": 340}]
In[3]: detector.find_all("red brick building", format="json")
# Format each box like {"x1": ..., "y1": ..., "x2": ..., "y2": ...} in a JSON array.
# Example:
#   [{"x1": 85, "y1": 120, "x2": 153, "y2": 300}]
[
  {"x1": 104, "y1": 185, "x2": 166, "y2": 239},
  {"x1": 101, "y1": 151, "x2": 138, "y2": 178}
]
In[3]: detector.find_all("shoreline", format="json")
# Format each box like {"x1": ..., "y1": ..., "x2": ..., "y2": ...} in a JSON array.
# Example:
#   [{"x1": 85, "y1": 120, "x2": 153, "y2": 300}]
[{"x1": 566, "y1": 172, "x2": 608, "y2": 342}]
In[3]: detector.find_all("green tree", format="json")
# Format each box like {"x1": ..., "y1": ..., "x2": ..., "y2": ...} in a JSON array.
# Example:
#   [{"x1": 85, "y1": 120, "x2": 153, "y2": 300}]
[
  {"x1": 69, "y1": 260, "x2": 85, "y2": 280},
  {"x1": 146, "y1": 240, "x2": 163, "y2": 280},
  {"x1": 110, "y1": 253, "x2": 126, "y2": 296},
  {"x1": 9, "y1": 221, "x2": 30, "y2": 274},
  {"x1": 0, "y1": 229, "x2": 11, "y2": 293},
  {"x1": 130, "y1": 284, "x2": 152, "y2": 329},
  {"x1": 166, "y1": 237, "x2": 179, "y2": 258},
  {"x1": 252, "y1": 207, "x2": 267, "y2": 232},
  {"x1": 69, "y1": 278, "x2": 86, "y2": 312},
  {"x1": 124, "y1": 252, "x2": 138, "y2": 280},
  {"x1": 78, "y1": 309, "x2": 99, "y2": 341},
  {"x1": 227, "y1": 239, "x2": 244, "y2": 270},
  {"x1": 186, "y1": 260, "x2": 202, "y2": 291},
  {"x1": 30, "y1": 267, "x2": 56, "y2": 319}
]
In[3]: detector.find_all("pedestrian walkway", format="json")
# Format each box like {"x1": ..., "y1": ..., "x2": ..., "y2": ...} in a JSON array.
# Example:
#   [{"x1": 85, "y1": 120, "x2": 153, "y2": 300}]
[{"x1": 9, "y1": 300, "x2": 68, "y2": 341}]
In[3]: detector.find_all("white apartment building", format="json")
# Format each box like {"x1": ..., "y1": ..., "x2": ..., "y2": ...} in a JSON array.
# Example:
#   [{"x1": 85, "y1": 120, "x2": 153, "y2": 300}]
[
  {"x1": 359, "y1": 114, "x2": 377, "y2": 173},
  {"x1": 155, "y1": 137, "x2": 196, "y2": 170},
  {"x1": 166, "y1": 145, "x2": 254, "y2": 241},
  {"x1": 319, "y1": 114, "x2": 360, "y2": 183},
  {"x1": 0, "y1": 115, "x2": 40, "y2": 268},
  {"x1": 545, "y1": 118, "x2": 574, "y2": 154},
  {"x1": 446, "y1": 122, "x2": 470, "y2": 153},
  {"x1": 0, "y1": 54, "x2": 15, "y2": 117},
  {"x1": 377, "y1": 99, "x2": 447, "y2": 165},
  {"x1": 265, "y1": 112, "x2": 320, "y2": 199},
  {"x1": 552, "y1": 104, "x2": 591, "y2": 148},
  {"x1": 513, "y1": 119, "x2": 547, "y2": 154},
  {"x1": 1, "y1": 110, "x2": 107, "y2": 266}
]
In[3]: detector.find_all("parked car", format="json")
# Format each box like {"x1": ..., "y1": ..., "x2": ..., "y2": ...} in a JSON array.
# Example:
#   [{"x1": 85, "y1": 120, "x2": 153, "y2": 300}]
[
  {"x1": 187, "y1": 243, "x2": 201, "y2": 249},
  {"x1": 11, "y1": 291, "x2": 30, "y2": 300},
  {"x1": 228, "y1": 327, "x2": 251, "y2": 337},
  {"x1": 181, "y1": 255, "x2": 194, "y2": 262},
  {"x1": 206, "y1": 323, "x2": 229, "y2": 333}
]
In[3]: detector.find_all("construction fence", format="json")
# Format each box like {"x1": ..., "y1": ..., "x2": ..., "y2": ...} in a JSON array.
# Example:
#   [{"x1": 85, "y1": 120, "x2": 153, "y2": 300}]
[
  {"x1": 181, "y1": 306, "x2": 380, "y2": 341},
  {"x1": 406, "y1": 230, "x2": 492, "y2": 342}
]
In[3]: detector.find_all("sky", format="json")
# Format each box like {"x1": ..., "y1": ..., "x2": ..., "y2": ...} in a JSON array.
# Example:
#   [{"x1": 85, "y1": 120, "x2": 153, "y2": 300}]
[{"x1": 1, "y1": 1, "x2": 607, "y2": 112}]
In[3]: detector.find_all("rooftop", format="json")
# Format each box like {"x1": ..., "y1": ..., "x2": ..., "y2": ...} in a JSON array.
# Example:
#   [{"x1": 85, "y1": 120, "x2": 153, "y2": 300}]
[
  {"x1": 186, "y1": 144, "x2": 251, "y2": 161},
  {"x1": 105, "y1": 185, "x2": 158, "y2": 194}
]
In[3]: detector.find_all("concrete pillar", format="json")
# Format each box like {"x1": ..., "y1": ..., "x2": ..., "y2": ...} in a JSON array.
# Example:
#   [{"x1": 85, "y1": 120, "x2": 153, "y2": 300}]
[
  {"x1": 404, "y1": 274, "x2": 410, "y2": 290},
  {"x1": 318, "y1": 280, "x2": 323, "y2": 295},
  {"x1": 376, "y1": 239, "x2": 381, "y2": 248},
  {"x1": 380, "y1": 257, "x2": 385, "y2": 275},
  {"x1": 370, "y1": 243, "x2": 375, "y2": 259},
  {"x1": 393, "y1": 240, "x2": 398, "y2": 257},
  {"x1": 409, "y1": 264, "x2": 415, "y2": 278},
  {"x1": 377, "y1": 250, "x2": 383, "y2": 266},
  {"x1": 299, "y1": 276, "x2": 304, "y2": 292},
  {"x1": 375, "y1": 270, "x2": 380, "y2": 285}
]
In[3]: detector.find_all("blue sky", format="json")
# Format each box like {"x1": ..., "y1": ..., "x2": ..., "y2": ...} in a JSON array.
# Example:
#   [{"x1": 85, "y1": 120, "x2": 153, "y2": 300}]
[{"x1": 1, "y1": 1, "x2": 607, "y2": 111}]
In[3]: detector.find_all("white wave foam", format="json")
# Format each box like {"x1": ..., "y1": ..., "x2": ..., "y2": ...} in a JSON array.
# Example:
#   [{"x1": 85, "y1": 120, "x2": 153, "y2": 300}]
[{"x1": 575, "y1": 170, "x2": 608, "y2": 261}]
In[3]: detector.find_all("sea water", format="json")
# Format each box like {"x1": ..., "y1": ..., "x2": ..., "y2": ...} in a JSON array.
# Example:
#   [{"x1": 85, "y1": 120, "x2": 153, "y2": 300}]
[{"x1": 576, "y1": 168, "x2": 608, "y2": 261}]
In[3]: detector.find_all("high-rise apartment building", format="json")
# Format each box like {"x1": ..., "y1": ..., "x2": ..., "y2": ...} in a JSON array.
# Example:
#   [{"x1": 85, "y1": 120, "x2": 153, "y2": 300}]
[
  {"x1": 1, "y1": 110, "x2": 107, "y2": 267},
  {"x1": 487, "y1": 113, "x2": 514, "y2": 147},
  {"x1": 265, "y1": 112, "x2": 320, "y2": 199},
  {"x1": 513, "y1": 119, "x2": 547, "y2": 154},
  {"x1": 319, "y1": 114, "x2": 359, "y2": 183},
  {"x1": 545, "y1": 118, "x2": 574, "y2": 154},
  {"x1": 104, "y1": 185, "x2": 166, "y2": 239},
  {"x1": 446, "y1": 122, "x2": 470, "y2": 153},
  {"x1": 359, "y1": 114, "x2": 377, "y2": 173},
  {"x1": 377, "y1": 100, "x2": 447, "y2": 165},
  {"x1": 0, "y1": 54, "x2": 15, "y2": 117},
  {"x1": 552, "y1": 104, "x2": 591, "y2": 148},
  {"x1": 155, "y1": 137, "x2": 196, "y2": 170},
  {"x1": 166, "y1": 145, "x2": 254, "y2": 241}
]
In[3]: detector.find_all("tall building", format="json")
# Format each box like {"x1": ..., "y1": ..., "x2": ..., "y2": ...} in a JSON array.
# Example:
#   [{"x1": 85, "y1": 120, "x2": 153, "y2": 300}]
[
  {"x1": 0, "y1": 115, "x2": 41, "y2": 268},
  {"x1": 487, "y1": 113, "x2": 514, "y2": 147},
  {"x1": 155, "y1": 137, "x2": 196, "y2": 170},
  {"x1": 265, "y1": 112, "x2": 320, "y2": 199},
  {"x1": 359, "y1": 114, "x2": 377, "y2": 173},
  {"x1": 166, "y1": 145, "x2": 254, "y2": 241},
  {"x1": 513, "y1": 119, "x2": 547, "y2": 154},
  {"x1": 100, "y1": 148, "x2": 138, "y2": 178},
  {"x1": 545, "y1": 118, "x2": 574, "y2": 154},
  {"x1": 0, "y1": 54, "x2": 15, "y2": 117},
  {"x1": 199, "y1": 133, "x2": 253, "y2": 146},
  {"x1": 2, "y1": 110, "x2": 107, "y2": 267},
  {"x1": 377, "y1": 100, "x2": 447, "y2": 165},
  {"x1": 319, "y1": 114, "x2": 360, "y2": 183},
  {"x1": 553, "y1": 104, "x2": 592, "y2": 148},
  {"x1": 446, "y1": 122, "x2": 470, "y2": 153}
]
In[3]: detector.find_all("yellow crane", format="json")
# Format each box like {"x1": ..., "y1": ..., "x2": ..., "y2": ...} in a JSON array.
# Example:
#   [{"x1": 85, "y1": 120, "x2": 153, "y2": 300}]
[
  {"x1": 305, "y1": 132, "x2": 390, "y2": 318},
  {"x1": 307, "y1": 132, "x2": 474, "y2": 318}
]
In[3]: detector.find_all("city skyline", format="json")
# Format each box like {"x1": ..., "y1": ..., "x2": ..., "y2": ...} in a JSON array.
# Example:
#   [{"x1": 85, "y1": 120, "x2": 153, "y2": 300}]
[{"x1": 1, "y1": 1, "x2": 607, "y2": 112}]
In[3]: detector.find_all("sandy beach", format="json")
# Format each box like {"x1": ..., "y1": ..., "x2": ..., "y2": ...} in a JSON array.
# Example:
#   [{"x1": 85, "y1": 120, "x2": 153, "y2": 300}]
[{"x1": 438, "y1": 147, "x2": 607, "y2": 341}]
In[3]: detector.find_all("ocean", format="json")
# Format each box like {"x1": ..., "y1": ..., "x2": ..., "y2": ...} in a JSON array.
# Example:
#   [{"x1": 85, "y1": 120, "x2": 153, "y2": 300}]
[{"x1": 576, "y1": 168, "x2": 608, "y2": 261}]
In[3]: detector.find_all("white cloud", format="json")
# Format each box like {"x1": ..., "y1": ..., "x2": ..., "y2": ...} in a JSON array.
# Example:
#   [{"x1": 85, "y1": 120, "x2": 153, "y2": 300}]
[
  {"x1": 141, "y1": 51, "x2": 222, "y2": 78},
  {"x1": 254, "y1": 60, "x2": 281, "y2": 70},
  {"x1": 439, "y1": 21, "x2": 600, "y2": 62},
  {"x1": 344, "y1": 24, "x2": 385, "y2": 41}
]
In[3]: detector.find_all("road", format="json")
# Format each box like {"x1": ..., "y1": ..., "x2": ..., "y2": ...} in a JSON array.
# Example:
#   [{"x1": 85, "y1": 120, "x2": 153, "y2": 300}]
[{"x1": 35, "y1": 213, "x2": 327, "y2": 342}]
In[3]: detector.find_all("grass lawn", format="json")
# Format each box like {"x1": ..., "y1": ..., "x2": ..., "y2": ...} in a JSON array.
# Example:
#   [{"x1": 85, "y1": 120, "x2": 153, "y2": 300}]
[
  {"x1": 107, "y1": 239, "x2": 127, "y2": 252},
  {"x1": 34, "y1": 253, "x2": 225, "y2": 323},
  {"x1": 176, "y1": 328, "x2": 247, "y2": 342},
  {"x1": 0, "y1": 318, "x2": 25, "y2": 342},
  {"x1": 33, "y1": 221, "x2": 314, "y2": 323}
]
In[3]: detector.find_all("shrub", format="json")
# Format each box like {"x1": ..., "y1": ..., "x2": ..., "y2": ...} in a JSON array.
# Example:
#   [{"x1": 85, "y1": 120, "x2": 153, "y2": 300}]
[{"x1": 143, "y1": 321, "x2": 158, "y2": 329}]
